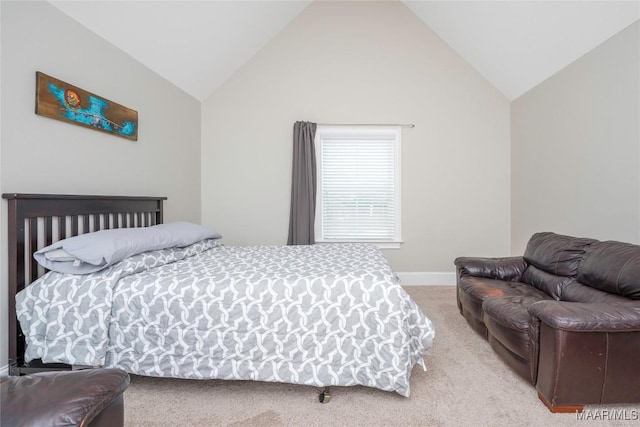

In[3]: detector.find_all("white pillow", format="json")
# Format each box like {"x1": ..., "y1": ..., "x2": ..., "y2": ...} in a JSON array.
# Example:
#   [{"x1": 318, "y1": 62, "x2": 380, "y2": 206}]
[{"x1": 34, "y1": 222, "x2": 221, "y2": 274}]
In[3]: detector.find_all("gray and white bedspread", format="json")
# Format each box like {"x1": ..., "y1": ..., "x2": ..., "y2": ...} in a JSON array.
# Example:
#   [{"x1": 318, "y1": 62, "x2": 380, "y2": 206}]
[{"x1": 16, "y1": 241, "x2": 434, "y2": 396}]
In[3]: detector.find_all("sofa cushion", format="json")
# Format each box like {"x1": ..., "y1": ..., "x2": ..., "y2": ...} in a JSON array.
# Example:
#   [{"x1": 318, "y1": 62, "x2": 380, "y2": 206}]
[
  {"x1": 458, "y1": 277, "x2": 548, "y2": 314},
  {"x1": 561, "y1": 281, "x2": 633, "y2": 304},
  {"x1": 482, "y1": 292, "x2": 552, "y2": 361},
  {"x1": 458, "y1": 276, "x2": 550, "y2": 325},
  {"x1": 524, "y1": 232, "x2": 596, "y2": 277},
  {"x1": 577, "y1": 241, "x2": 640, "y2": 299},
  {"x1": 521, "y1": 265, "x2": 572, "y2": 300},
  {"x1": 457, "y1": 277, "x2": 514, "y2": 321},
  {"x1": 483, "y1": 293, "x2": 552, "y2": 331}
]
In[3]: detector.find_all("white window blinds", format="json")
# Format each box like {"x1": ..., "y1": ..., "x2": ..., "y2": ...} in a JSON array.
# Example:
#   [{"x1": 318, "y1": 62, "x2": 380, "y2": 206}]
[{"x1": 315, "y1": 126, "x2": 401, "y2": 246}]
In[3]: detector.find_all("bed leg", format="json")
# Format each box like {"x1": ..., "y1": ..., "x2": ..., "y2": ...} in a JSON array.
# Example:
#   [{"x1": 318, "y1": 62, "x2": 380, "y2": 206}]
[{"x1": 319, "y1": 387, "x2": 331, "y2": 403}]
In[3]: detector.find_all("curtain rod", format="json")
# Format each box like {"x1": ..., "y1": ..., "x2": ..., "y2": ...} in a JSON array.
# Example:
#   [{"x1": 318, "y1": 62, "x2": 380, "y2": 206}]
[{"x1": 317, "y1": 123, "x2": 415, "y2": 128}]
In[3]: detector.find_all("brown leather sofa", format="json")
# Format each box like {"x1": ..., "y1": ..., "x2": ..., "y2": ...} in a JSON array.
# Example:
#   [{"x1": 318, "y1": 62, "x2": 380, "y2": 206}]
[
  {"x1": 1, "y1": 368, "x2": 130, "y2": 426},
  {"x1": 455, "y1": 232, "x2": 640, "y2": 412}
]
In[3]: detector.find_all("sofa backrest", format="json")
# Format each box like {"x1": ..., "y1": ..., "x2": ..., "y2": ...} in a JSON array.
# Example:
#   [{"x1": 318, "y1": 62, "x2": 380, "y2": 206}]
[
  {"x1": 560, "y1": 281, "x2": 632, "y2": 303},
  {"x1": 521, "y1": 266, "x2": 571, "y2": 300},
  {"x1": 524, "y1": 232, "x2": 596, "y2": 277},
  {"x1": 577, "y1": 240, "x2": 640, "y2": 300},
  {"x1": 521, "y1": 232, "x2": 597, "y2": 300}
]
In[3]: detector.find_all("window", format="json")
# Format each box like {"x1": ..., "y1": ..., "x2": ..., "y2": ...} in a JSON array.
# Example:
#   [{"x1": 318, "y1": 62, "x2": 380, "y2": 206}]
[{"x1": 315, "y1": 126, "x2": 402, "y2": 248}]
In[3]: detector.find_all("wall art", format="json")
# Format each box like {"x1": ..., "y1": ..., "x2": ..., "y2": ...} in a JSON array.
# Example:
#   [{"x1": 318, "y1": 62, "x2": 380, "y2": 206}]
[{"x1": 35, "y1": 71, "x2": 138, "y2": 141}]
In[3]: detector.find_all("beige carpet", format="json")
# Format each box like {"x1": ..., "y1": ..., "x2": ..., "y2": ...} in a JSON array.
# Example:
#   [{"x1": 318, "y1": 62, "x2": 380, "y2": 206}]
[{"x1": 124, "y1": 286, "x2": 638, "y2": 426}]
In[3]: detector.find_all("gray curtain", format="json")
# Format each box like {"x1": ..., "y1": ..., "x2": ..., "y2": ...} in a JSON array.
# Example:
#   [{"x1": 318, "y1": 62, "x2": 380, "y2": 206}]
[{"x1": 287, "y1": 121, "x2": 317, "y2": 245}]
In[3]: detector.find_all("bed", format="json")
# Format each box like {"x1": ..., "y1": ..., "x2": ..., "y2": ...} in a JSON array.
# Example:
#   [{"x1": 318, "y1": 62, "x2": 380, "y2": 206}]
[{"x1": 4, "y1": 193, "x2": 435, "y2": 399}]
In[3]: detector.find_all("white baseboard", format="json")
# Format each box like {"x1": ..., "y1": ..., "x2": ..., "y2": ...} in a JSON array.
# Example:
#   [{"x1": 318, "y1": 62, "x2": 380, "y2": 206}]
[
  {"x1": 0, "y1": 364, "x2": 8, "y2": 376},
  {"x1": 397, "y1": 272, "x2": 456, "y2": 286}
]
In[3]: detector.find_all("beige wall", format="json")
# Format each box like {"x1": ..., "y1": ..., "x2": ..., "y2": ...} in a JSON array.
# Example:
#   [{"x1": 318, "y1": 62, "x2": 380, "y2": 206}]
[
  {"x1": 201, "y1": 1, "x2": 512, "y2": 273},
  {"x1": 0, "y1": 1, "x2": 202, "y2": 368},
  {"x1": 511, "y1": 22, "x2": 640, "y2": 253}
]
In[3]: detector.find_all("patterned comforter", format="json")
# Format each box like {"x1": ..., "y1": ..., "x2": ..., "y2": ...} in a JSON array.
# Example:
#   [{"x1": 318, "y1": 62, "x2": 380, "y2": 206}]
[{"x1": 16, "y1": 241, "x2": 434, "y2": 396}]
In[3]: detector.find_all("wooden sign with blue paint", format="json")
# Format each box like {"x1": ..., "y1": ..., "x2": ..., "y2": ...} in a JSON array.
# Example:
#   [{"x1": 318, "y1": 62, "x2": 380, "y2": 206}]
[{"x1": 35, "y1": 71, "x2": 138, "y2": 141}]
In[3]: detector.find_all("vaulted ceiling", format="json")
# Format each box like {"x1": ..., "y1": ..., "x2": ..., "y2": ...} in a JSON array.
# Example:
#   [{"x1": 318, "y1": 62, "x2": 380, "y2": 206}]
[{"x1": 49, "y1": 1, "x2": 639, "y2": 102}]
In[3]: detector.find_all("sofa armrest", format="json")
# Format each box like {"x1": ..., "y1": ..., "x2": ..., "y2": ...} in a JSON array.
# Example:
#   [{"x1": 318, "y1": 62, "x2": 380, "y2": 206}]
[
  {"x1": 529, "y1": 301, "x2": 640, "y2": 332},
  {"x1": 0, "y1": 368, "x2": 130, "y2": 427},
  {"x1": 454, "y1": 256, "x2": 527, "y2": 282}
]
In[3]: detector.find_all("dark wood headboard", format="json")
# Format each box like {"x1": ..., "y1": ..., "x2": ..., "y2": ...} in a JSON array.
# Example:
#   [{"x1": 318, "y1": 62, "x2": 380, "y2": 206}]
[{"x1": 2, "y1": 193, "x2": 167, "y2": 375}]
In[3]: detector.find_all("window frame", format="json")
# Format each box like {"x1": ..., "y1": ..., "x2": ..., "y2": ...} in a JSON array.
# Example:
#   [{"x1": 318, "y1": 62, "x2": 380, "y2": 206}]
[{"x1": 314, "y1": 125, "x2": 402, "y2": 249}]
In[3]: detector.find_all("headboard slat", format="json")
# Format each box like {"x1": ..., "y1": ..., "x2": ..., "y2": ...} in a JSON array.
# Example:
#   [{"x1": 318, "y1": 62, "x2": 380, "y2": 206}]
[
  {"x1": 71, "y1": 215, "x2": 79, "y2": 236},
  {"x1": 83, "y1": 215, "x2": 90, "y2": 234},
  {"x1": 45, "y1": 216, "x2": 53, "y2": 246},
  {"x1": 59, "y1": 215, "x2": 66, "y2": 240},
  {"x1": 29, "y1": 218, "x2": 38, "y2": 283}
]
